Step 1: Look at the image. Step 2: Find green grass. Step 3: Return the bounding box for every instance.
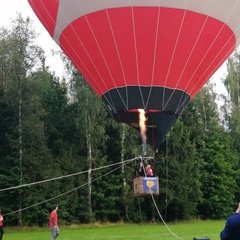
[4,221,225,240]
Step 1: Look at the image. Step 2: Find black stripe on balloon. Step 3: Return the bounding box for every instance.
[101,86,190,151]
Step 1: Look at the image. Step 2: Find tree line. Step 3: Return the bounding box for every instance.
[0,15,240,226]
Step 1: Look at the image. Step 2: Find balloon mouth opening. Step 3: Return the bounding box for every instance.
[126,109,161,113]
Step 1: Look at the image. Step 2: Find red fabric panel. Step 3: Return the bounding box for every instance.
[107,7,138,86]
[178,13,235,97]
[190,23,235,97]
[59,12,110,96]
[27,0,59,37]
[27,4,236,99]
[131,7,160,86]
[152,8,187,87]
[59,7,235,99]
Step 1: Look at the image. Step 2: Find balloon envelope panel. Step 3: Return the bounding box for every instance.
[28,0,240,149]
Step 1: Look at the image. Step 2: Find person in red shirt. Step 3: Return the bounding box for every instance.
[145,164,153,176]
[49,205,60,240]
[0,209,4,240]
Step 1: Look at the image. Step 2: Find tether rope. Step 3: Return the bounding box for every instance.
[3,153,180,239]
[139,157,181,239]
[3,156,136,217]
[0,157,136,192]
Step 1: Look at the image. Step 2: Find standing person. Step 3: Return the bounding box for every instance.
[135,161,144,176]
[145,164,153,176]
[49,205,60,240]
[0,209,4,240]
[220,202,240,240]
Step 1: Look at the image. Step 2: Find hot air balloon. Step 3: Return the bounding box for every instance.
[27,0,240,152]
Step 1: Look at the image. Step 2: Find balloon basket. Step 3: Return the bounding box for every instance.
[133,176,159,197]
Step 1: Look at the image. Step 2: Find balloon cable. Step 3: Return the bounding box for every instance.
[141,158,181,239]
[2,156,137,217]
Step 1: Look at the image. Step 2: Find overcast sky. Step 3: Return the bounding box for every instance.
[0,0,64,77]
[0,0,227,94]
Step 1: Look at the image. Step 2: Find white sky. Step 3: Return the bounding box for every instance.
[0,0,64,78]
[0,0,228,94]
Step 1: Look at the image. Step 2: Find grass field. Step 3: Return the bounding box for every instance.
[4,221,225,240]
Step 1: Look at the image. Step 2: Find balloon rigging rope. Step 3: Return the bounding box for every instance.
[139,157,181,239]
[3,154,180,239]
[150,193,181,239]
[0,157,136,193]
[2,156,138,217]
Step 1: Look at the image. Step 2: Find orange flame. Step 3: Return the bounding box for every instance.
[138,109,147,143]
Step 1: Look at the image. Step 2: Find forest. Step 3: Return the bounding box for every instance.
[1,15,240,227]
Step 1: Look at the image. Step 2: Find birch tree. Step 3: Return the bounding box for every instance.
[0,14,45,225]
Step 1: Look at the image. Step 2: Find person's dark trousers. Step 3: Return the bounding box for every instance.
[0,226,4,240]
